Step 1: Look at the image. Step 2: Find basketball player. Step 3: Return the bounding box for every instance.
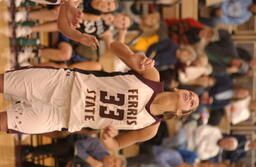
[0,41,199,150]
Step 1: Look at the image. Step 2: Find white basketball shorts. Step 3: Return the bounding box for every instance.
[4,67,73,134]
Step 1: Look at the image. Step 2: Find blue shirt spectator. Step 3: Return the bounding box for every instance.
[220,0,253,25]
[74,136,109,165]
[146,39,179,71]
[152,146,184,167]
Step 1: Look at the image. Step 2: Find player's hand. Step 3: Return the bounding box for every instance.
[132,53,155,71]
[79,33,99,49]
[101,126,119,151]
[102,125,118,139]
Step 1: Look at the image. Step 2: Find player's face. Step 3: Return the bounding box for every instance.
[103,155,123,167]
[175,89,199,113]
[92,0,117,13]
[113,14,130,29]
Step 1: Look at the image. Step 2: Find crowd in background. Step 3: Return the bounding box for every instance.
[1,0,256,166]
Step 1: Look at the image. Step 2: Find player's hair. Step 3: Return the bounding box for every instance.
[161,109,196,120]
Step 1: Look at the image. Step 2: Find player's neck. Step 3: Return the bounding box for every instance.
[150,92,178,116]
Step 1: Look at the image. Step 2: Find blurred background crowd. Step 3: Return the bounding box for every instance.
[1,0,256,166]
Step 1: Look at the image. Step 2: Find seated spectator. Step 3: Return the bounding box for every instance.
[127,145,197,167]
[5,13,131,49]
[222,135,256,163]
[16,35,102,70]
[165,18,216,46]
[21,134,126,167]
[210,57,251,76]
[199,0,256,26]
[205,29,239,60]
[146,39,197,71]
[130,12,162,52]
[225,95,251,125]
[162,124,238,160]
[178,64,212,84]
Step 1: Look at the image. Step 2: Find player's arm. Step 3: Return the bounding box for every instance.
[101,122,160,151]
[57,1,99,48]
[110,41,160,82]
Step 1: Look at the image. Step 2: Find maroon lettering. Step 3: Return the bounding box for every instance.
[85,101,95,107]
[84,108,95,114]
[128,89,138,94]
[127,109,137,115]
[128,101,138,108]
[100,91,125,106]
[85,115,95,121]
[128,95,138,100]
[127,120,137,125]
[99,106,124,120]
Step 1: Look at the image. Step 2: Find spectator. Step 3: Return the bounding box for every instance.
[162,125,238,160]
[127,145,196,167]
[200,0,256,26]
[146,39,197,71]
[21,134,126,167]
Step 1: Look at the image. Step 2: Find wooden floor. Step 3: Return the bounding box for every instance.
[0,2,16,167]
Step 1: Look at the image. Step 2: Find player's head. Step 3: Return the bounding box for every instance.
[173,88,199,117]
[102,155,126,167]
[158,89,199,119]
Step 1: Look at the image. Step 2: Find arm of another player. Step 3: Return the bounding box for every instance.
[57,1,99,49]
[110,41,160,82]
[101,122,160,151]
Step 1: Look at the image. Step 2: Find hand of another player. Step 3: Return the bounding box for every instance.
[79,33,99,49]
[132,53,155,72]
[66,3,83,28]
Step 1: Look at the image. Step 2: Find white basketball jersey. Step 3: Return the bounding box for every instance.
[68,70,163,132]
